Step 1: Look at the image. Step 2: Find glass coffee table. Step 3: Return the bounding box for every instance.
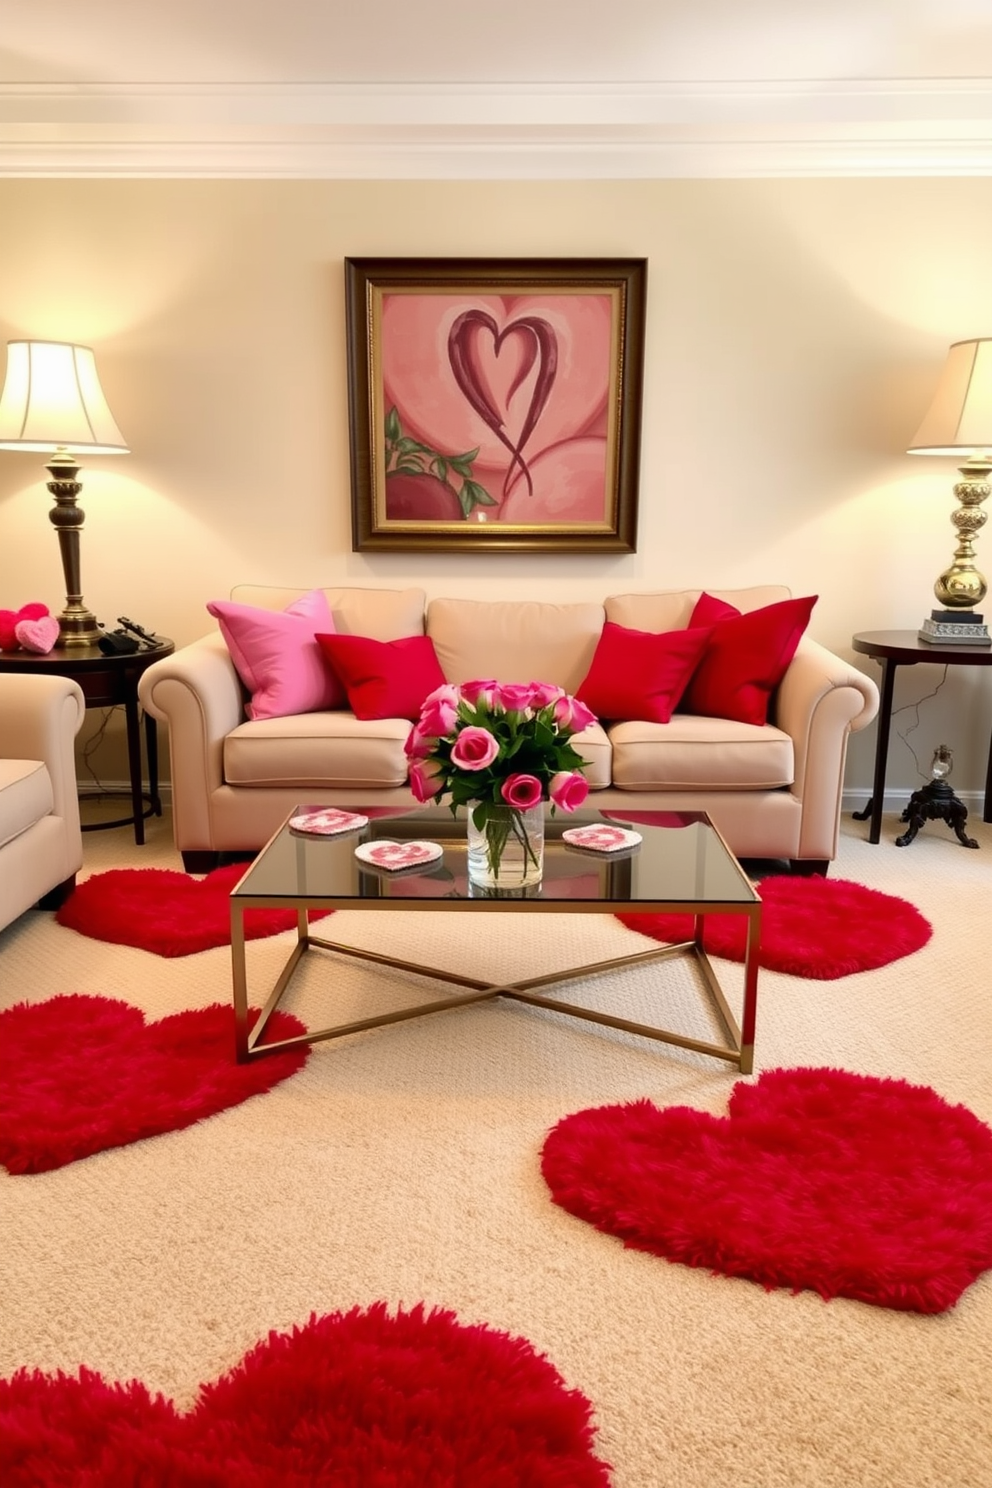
[230,805,761,1072]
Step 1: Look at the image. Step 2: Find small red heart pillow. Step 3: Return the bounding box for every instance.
[0,601,50,650]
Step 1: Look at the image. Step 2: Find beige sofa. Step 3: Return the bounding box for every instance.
[138,584,879,875]
[0,673,85,933]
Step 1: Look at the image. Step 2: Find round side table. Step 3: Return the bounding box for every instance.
[0,636,175,845]
[851,630,992,844]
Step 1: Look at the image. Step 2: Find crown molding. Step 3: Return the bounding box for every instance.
[1,79,990,178]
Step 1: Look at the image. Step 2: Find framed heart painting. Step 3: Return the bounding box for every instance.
[344,257,647,553]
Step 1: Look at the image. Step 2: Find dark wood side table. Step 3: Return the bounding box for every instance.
[851,630,992,844]
[0,637,174,845]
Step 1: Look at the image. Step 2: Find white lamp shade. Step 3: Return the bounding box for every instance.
[908,338,992,457]
[0,340,129,455]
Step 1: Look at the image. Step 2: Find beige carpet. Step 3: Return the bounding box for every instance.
[2,803,991,1487]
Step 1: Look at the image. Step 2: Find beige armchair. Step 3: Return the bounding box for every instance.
[0,673,85,933]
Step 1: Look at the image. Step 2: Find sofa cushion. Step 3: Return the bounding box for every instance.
[567,722,613,791]
[427,598,605,694]
[608,716,795,791]
[680,594,817,727]
[223,714,410,790]
[604,586,791,633]
[207,589,345,721]
[576,620,711,724]
[231,585,427,642]
[0,759,54,850]
[315,634,446,721]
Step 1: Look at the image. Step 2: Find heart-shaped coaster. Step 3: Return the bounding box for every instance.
[14,614,60,653]
[289,806,369,836]
[562,825,642,853]
[0,1303,612,1484]
[354,839,443,872]
[0,601,49,650]
[541,1066,992,1313]
[0,994,308,1174]
[617,875,932,979]
[55,864,333,957]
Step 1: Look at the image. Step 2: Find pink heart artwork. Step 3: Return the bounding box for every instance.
[0,994,308,1174]
[0,601,50,650]
[14,614,60,653]
[541,1066,992,1313]
[0,1303,612,1485]
[55,863,332,957]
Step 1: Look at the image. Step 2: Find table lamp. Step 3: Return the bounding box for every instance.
[907,337,992,647]
[0,340,129,647]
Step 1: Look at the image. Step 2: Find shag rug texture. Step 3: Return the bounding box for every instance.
[0,1302,611,1488]
[54,864,332,957]
[541,1065,992,1314]
[0,995,308,1174]
[616,874,932,978]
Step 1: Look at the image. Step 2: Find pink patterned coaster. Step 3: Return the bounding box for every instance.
[561,824,642,854]
[354,839,444,873]
[289,807,370,837]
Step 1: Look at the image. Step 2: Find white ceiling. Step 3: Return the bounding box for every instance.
[1,0,991,177]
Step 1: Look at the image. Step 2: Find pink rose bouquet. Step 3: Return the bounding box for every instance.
[405,681,596,876]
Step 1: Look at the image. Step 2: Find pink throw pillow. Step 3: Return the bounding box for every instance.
[576,620,712,724]
[680,594,818,726]
[207,589,345,721]
[315,633,446,721]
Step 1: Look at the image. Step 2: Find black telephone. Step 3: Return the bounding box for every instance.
[97,616,159,655]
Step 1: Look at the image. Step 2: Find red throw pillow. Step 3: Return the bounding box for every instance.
[680,594,818,726]
[315,633,446,721]
[576,620,713,724]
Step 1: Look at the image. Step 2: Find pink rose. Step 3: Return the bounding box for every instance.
[404,725,435,760]
[418,684,459,737]
[450,726,500,770]
[409,757,445,803]
[460,678,499,708]
[549,769,589,812]
[553,694,597,732]
[500,773,544,809]
[498,683,537,714]
[529,681,564,709]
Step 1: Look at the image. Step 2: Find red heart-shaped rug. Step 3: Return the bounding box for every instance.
[55,864,332,957]
[617,875,931,978]
[0,995,308,1174]
[0,1303,612,1486]
[541,1067,992,1313]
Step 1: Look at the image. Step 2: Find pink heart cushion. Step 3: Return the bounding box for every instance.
[0,994,308,1174]
[14,614,60,653]
[0,601,50,650]
[55,863,332,957]
[0,1303,612,1484]
[541,1066,992,1313]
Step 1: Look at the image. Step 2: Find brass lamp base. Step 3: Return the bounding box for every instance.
[933,456,990,611]
[46,454,101,648]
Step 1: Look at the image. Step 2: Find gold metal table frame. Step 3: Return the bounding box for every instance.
[230,809,761,1074]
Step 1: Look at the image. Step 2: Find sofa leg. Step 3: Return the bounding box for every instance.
[38,874,77,910]
[789,859,829,877]
[182,850,221,874]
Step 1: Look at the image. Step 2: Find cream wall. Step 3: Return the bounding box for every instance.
[1,176,992,805]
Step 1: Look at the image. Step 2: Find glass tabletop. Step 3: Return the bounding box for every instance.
[232,804,759,910]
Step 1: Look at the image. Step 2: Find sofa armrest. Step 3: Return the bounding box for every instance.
[138,632,245,848]
[0,673,85,825]
[773,638,880,858]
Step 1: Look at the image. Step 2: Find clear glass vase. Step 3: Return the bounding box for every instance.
[466,802,545,890]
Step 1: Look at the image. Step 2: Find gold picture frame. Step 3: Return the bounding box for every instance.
[345,257,647,553]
